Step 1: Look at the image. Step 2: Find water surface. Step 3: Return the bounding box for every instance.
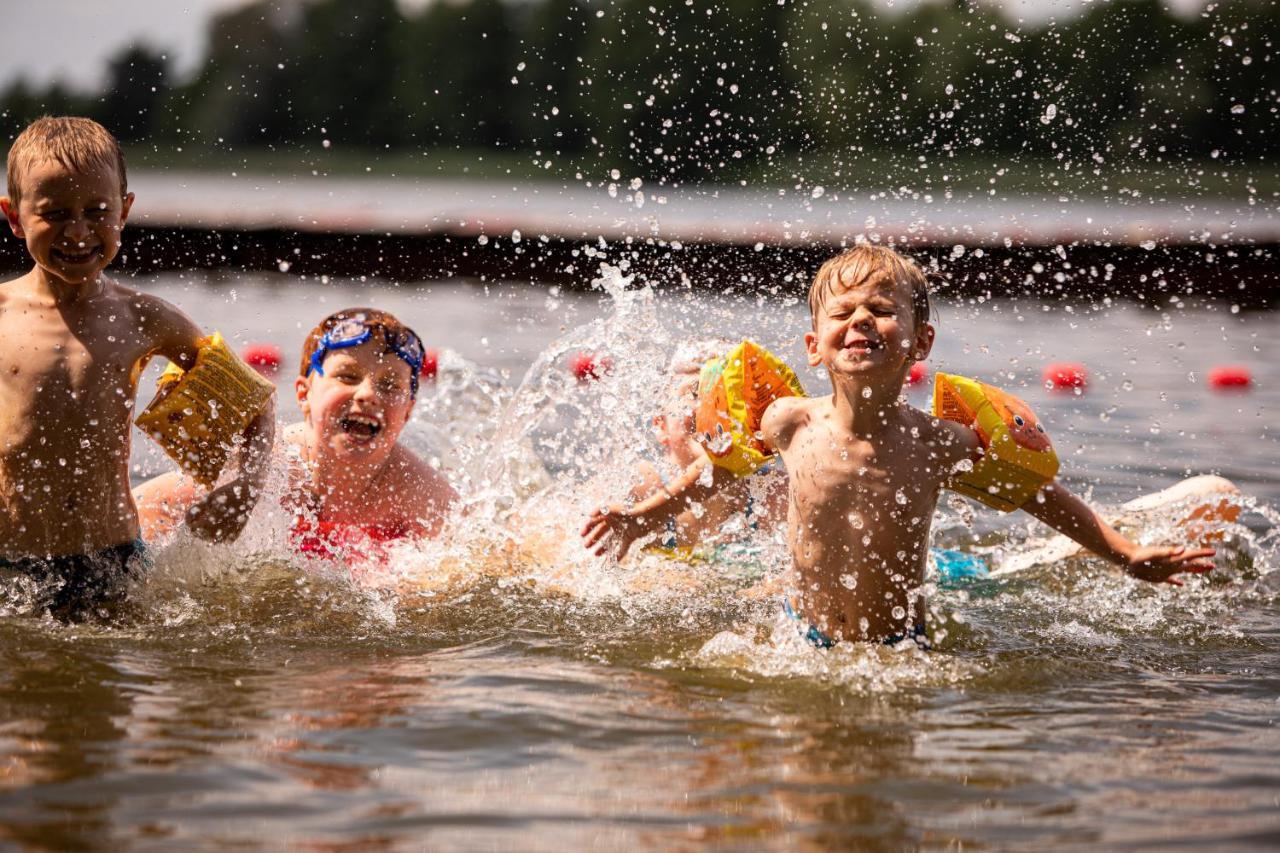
[1,272,1276,848]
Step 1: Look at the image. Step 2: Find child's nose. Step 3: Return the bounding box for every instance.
[65,217,91,241]
[850,306,875,327]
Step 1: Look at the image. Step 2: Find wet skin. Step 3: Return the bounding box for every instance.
[0,159,204,557]
[765,270,1215,642]
[134,341,457,542]
[763,272,967,641]
[288,344,456,537]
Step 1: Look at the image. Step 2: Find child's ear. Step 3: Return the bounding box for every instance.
[119,192,135,226]
[804,330,822,367]
[0,197,22,238]
[294,376,311,419]
[912,323,936,362]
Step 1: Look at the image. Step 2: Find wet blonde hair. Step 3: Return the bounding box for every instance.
[5,116,128,207]
[807,244,931,331]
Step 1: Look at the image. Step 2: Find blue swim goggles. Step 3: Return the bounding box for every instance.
[306,313,426,397]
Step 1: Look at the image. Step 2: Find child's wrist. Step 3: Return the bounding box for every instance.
[1115,542,1140,567]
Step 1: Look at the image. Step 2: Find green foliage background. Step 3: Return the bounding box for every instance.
[1,0,1273,191]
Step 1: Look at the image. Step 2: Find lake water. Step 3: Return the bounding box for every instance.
[1,269,1276,848]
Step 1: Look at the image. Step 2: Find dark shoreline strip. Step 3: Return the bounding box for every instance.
[1,225,1273,308]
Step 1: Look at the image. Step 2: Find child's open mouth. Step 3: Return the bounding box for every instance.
[846,339,882,353]
[52,246,101,265]
[340,413,382,441]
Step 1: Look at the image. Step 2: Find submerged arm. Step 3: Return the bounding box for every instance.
[186,395,277,542]
[144,298,278,542]
[1021,481,1215,585]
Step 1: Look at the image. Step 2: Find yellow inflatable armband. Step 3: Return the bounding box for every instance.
[135,332,276,487]
[694,340,805,477]
[933,373,1059,512]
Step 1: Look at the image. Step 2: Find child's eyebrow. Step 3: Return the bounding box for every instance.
[829,288,900,307]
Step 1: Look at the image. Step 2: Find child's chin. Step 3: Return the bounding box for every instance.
[45,261,104,283]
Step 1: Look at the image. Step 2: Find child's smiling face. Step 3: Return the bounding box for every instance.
[805,271,932,382]
[2,157,133,287]
[296,342,416,461]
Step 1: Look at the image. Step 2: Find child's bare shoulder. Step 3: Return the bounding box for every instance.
[761,393,822,447]
[764,393,811,420]
[388,447,458,537]
[0,270,38,311]
[0,268,34,292]
[106,282,203,358]
[110,283,189,330]
[387,444,458,508]
[905,404,981,460]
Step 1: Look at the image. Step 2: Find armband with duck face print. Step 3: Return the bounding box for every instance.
[933,372,1059,512]
[694,340,806,477]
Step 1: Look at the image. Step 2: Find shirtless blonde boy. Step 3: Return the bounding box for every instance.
[0,116,273,618]
[584,245,1214,646]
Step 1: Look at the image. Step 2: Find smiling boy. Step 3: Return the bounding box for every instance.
[585,245,1215,645]
[282,308,458,548]
[0,116,273,618]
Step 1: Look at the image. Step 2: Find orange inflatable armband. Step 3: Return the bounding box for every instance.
[933,372,1059,512]
[694,340,805,477]
[136,333,276,487]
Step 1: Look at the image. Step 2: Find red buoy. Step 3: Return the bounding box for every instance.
[421,347,439,382]
[906,361,928,386]
[242,343,282,376]
[571,351,613,383]
[1208,365,1252,390]
[1043,362,1088,392]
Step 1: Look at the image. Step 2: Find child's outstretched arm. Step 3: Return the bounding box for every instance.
[1021,482,1215,585]
[583,366,802,559]
[581,457,734,558]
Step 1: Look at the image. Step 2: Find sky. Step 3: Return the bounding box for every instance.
[0,0,1208,93]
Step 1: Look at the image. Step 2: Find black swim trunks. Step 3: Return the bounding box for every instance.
[0,539,148,621]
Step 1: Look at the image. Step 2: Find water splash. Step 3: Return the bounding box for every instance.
[11,279,1272,693]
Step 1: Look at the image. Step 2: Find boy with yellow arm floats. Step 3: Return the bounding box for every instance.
[0,117,274,620]
[583,245,1215,647]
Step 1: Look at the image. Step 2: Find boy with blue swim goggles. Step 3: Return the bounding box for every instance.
[306,312,426,396]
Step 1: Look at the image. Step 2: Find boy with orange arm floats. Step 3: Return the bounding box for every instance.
[583,245,1214,646]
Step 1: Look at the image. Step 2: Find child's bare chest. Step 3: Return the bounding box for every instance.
[786,428,938,518]
[0,310,145,440]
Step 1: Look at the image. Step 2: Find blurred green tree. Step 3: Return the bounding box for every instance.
[95,46,171,141]
[291,0,404,147]
[173,2,300,147]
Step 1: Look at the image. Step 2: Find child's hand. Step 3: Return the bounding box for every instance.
[581,504,652,559]
[185,479,256,542]
[1124,545,1216,586]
